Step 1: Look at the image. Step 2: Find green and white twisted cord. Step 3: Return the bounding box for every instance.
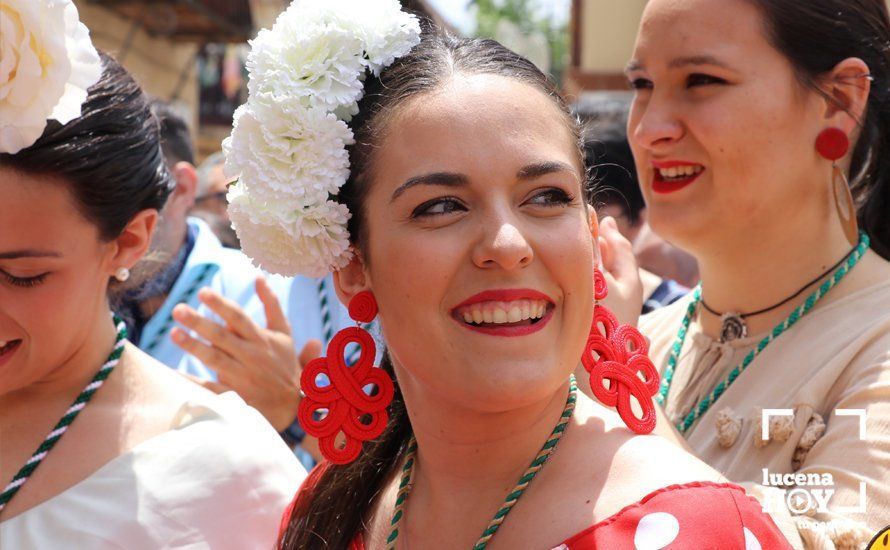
[658,233,870,433]
[0,316,127,513]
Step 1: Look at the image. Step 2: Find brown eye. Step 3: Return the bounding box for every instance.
[411,197,467,218]
[527,188,574,207]
[687,73,726,87]
[628,77,653,90]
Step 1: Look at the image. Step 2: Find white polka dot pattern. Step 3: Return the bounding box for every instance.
[744,527,762,550]
[633,512,680,550]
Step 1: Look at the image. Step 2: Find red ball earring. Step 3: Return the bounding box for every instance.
[582,268,659,434]
[815,127,849,161]
[297,290,395,464]
[816,127,858,246]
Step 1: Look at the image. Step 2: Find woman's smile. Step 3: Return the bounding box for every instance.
[451,288,555,337]
[651,160,706,194]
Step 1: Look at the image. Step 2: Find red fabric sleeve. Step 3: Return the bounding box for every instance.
[561,482,792,549]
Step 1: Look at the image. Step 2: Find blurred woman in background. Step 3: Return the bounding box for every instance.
[0,4,303,546]
[626,0,890,546]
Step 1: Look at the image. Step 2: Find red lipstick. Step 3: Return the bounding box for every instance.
[651,160,704,194]
[453,289,553,309]
[452,289,554,338]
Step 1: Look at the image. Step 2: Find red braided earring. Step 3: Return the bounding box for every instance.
[298,290,394,464]
[581,268,659,434]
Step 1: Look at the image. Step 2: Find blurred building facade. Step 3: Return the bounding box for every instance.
[565,0,643,99]
[79,0,450,160]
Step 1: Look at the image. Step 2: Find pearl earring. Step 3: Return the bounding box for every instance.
[114,267,130,282]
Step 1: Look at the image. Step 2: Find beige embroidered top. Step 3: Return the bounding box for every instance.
[641,276,890,550]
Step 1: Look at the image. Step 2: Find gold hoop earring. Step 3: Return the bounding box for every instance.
[831,164,858,246]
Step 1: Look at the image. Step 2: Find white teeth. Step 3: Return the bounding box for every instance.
[507,306,522,323]
[458,299,549,325]
[493,309,507,323]
[0,340,6,348]
[658,165,702,179]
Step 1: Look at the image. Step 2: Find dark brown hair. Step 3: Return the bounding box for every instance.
[0,51,173,241]
[279,30,582,549]
[746,0,890,259]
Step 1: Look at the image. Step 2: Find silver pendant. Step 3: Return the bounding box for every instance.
[720,313,747,342]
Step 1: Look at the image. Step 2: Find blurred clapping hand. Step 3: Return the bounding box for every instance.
[170,276,320,432]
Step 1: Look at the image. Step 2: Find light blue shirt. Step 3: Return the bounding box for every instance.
[139,218,355,380]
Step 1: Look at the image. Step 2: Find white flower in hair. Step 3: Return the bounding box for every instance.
[0,0,101,154]
[353,1,423,75]
[225,0,420,277]
[228,184,354,278]
[223,99,354,203]
[246,0,421,118]
[248,17,367,117]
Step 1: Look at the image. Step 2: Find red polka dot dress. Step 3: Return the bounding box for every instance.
[557,482,791,549]
[283,467,792,549]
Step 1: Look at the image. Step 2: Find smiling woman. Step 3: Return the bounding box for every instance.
[625,0,890,546]
[217,1,793,548]
[0,10,304,545]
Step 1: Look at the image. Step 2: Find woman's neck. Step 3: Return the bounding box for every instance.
[393,373,572,544]
[695,220,854,338]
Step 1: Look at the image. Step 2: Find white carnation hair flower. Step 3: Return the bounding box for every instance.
[225,0,421,276]
[0,0,101,154]
[228,185,353,278]
[223,99,354,203]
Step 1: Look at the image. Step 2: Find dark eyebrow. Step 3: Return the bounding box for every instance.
[390,172,469,202]
[625,55,731,73]
[0,249,62,260]
[517,161,578,180]
[390,161,578,202]
[668,55,731,70]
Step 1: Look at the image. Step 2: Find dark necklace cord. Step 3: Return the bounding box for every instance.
[701,242,861,319]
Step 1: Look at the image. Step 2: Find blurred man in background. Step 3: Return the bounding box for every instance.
[118,101,355,466]
[192,151,240,248]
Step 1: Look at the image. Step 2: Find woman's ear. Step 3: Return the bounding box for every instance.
[822,57,872,137]
[589,208,603,267]
[107,209,158,275]
[332,249,369,307]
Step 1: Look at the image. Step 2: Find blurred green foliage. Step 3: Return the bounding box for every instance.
[469,0,569,83]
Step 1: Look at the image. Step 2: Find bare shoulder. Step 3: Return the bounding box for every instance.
[123,343,216,404]
[110,343,217,443]
[613,432,724,486]
[568,396,723,519]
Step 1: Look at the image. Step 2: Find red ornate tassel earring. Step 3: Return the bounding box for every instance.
[297,290,395,464]
[581,268,659,434]
[816,127,858,246]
